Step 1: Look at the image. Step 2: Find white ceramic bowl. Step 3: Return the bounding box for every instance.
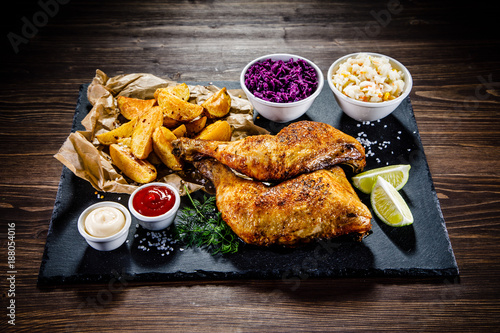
[78,201,132,251]
[128,182,180,231]
[327,52,413,122]
[240,53,324,123]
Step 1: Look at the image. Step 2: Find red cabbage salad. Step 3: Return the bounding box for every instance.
[244,58,319,103]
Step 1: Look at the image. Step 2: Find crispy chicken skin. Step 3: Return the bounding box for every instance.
[173,121,366,182]
[195,158,372,246]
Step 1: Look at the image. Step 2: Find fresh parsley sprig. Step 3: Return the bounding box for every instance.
[174,187,239,255]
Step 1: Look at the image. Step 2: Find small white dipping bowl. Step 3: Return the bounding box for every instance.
[327,52,413,122]
[78,201,131,251]
[128,182,180,231]
[240,53,324,123]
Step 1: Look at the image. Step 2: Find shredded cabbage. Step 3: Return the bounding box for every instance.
[244,58,318,103]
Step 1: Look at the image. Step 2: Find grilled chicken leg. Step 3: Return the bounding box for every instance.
[173,121,365,182]
[195,158,372,246]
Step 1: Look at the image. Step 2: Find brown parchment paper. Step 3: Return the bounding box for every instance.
[54,70,269,195]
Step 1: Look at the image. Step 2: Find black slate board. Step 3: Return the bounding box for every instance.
[38,81,459,286]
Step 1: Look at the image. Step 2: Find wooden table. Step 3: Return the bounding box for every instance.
[1,0,499,331]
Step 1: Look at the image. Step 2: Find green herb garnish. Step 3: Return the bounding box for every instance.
[174,187,239,255]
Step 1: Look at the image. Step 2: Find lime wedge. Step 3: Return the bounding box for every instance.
[352,164,411,194]
[370,176,414,227]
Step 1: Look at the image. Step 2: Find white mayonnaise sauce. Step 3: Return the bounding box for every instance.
[84,206,125,238]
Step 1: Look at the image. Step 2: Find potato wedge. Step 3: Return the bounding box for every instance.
[109,144,157,183]
[117,96,156,120]
[196,120,232,141]
[147,105,182,129]
[159,126,177,141]
[149,105,162,114]
[96,117,138,145]
[157,89,204,122]
[117,137,131,148]
[172,124,187,138]
[202,87,231,119]
[131,106,163,160]
[185,116,207,137]
[152,127,183,171]
[162,115,181,128]
[154,83,190,101]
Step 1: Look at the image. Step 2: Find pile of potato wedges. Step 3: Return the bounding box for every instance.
[96,83,233,183]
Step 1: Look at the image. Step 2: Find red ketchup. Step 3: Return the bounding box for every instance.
[132,185,175,217]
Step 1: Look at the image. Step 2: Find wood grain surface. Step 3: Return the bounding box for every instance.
[1,0,499,331]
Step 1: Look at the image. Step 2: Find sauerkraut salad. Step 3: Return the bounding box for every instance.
[332,54,405,102]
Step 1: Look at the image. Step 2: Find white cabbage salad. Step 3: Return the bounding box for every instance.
[332,54,405,102]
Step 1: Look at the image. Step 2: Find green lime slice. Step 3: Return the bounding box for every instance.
[370,176,414,227]
[352,164,411,194]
